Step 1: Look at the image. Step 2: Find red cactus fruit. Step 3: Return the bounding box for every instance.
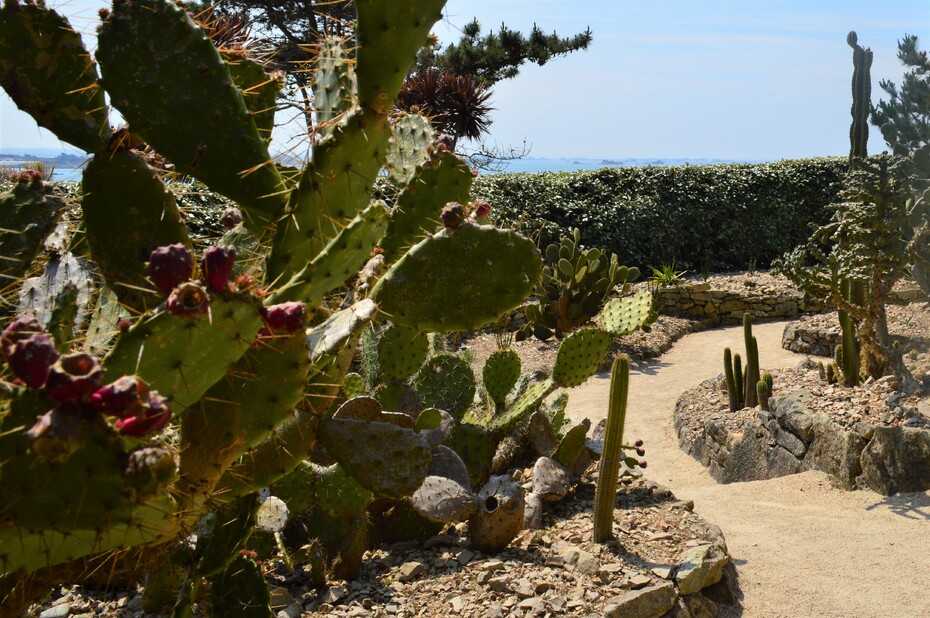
[114,392,172,437]
[44,352,104,402]
[167,281,210,318]
[473,199,492,219]
[148,243,194,296]
[259,301,307,336]
[1,314,46,358]
[441,202,466,229]
[6,332,59,389]
[89,375,151,418]
[201,245,237,293]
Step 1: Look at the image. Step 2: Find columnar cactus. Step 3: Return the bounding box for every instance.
[593,355,632,543]
[848,31,873,170]
[742,313,761,408]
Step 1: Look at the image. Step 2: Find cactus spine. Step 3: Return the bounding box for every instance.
[593,355,629,543]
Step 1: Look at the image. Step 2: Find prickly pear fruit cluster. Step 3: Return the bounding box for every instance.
[148,243,194,296]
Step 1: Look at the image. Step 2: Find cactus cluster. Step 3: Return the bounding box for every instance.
[517,228,643,341]
[0,0,550,612]
[722,313,771,412]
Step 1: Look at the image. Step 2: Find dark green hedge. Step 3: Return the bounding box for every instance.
[472,157,848,272]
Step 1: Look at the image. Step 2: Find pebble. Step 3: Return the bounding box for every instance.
[397,561,425,582]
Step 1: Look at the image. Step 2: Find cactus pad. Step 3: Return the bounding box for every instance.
[96,0,286,229]
[410,475,478,523]
[103,296,263,411]
[313,38,358,132]
[82,151,192,312]
[488,377,556,435]
[482,349,522,404]
[380,150,473,264]
[0,178,64,284]
[342,372,366,399]
[373,224,543,331]
[224,54,281,146]
[385,113,436,185]
[317,418,431,498]
[552,423,589,467]
[412,354,476,420]
[444,423,494,489]
[333,396,382,422]
[552,328,612,388]
[378,323,429,381]
[596,290,656,337]
[0,2,111,152]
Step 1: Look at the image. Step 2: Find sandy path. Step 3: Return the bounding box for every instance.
[565,321,930,617]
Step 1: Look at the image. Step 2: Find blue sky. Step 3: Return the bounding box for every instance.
[1,0,928,160]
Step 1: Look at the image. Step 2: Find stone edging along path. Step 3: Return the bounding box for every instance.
[675,384,930,495]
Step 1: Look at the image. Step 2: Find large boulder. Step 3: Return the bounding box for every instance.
[859,426,930,494]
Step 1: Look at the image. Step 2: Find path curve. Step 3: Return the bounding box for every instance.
[566,320,930,618]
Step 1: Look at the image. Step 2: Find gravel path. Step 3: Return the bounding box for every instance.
[565,320,930,617]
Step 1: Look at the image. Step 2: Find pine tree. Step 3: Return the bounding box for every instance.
[871,34,930,153]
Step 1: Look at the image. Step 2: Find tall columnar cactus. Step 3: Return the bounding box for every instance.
[723,347,744,412]
[593,355,629,543]
[847,31,873,170]
[837,279,861,387]
[757,372,774,412]
[742,313,761,408]
[0,0,548,612]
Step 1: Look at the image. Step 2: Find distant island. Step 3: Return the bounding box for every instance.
[0,150,88,169]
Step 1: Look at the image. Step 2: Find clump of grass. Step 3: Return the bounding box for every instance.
[648,260,688,287]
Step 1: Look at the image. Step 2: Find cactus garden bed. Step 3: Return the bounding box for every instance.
[29,470,737,618]
[674,302,930,494]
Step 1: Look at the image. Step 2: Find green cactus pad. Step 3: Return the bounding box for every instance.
[378,324,429,381]
[412,354,476,420]
[266,114,390,282]
[333,396,382,422]
[343,372,366,399]
[488,378,556,435]
[103,296,263,411]
[317,418,431,498]
[224,54,282,146]
[374,382,421,415]
[372,224,543,332]
[307,299,378,362]
[354,0,445,115]
[0,2,111,152]
[96,0,286,230]
[0,178,64,284]
[596,290,656,337]
[380,150,473,264]
[385,113,436,185]
[210,554,273,617]
[482,349,522,405]
[178,327,309,499]
[82,150,192,312]
[268,200,389,305]
[444,423,494,489]
[314,38,358,132]
[552,328,612,388]
[552,423,589,467]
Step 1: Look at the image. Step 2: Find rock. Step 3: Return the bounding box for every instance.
[772,390,817,441]
[629,574,652,589]
[39,604,71,618]
[468,475,525,553]
[528,411,557,456]
[859,426,930,494]
[651,565,675,579]
[531,456,571,502]
[603,581,678,618]
[675,544,729,595]
[802,418,866,490]
[523,491,544,529]
[574,551,600,576]
[720,422,770,483]
[775,428,807,457]
[766,445,801,477]
[397,561,425,582]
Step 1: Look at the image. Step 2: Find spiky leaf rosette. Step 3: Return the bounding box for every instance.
[373,224,543,331]
[96,0,286,230]
[482,349,521,405]
[0,1,111,151]
[412,354,476,420]
[377,323,429,381]
[552,328,612,388]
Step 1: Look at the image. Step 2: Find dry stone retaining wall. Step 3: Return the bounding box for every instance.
[675,386,930,495]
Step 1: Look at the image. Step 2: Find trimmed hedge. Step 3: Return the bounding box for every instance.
[472,157,848,272]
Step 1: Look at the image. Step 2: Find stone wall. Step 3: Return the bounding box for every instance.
[656,281,923,327]
[675,387,930,495]
[655,282,825,326]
